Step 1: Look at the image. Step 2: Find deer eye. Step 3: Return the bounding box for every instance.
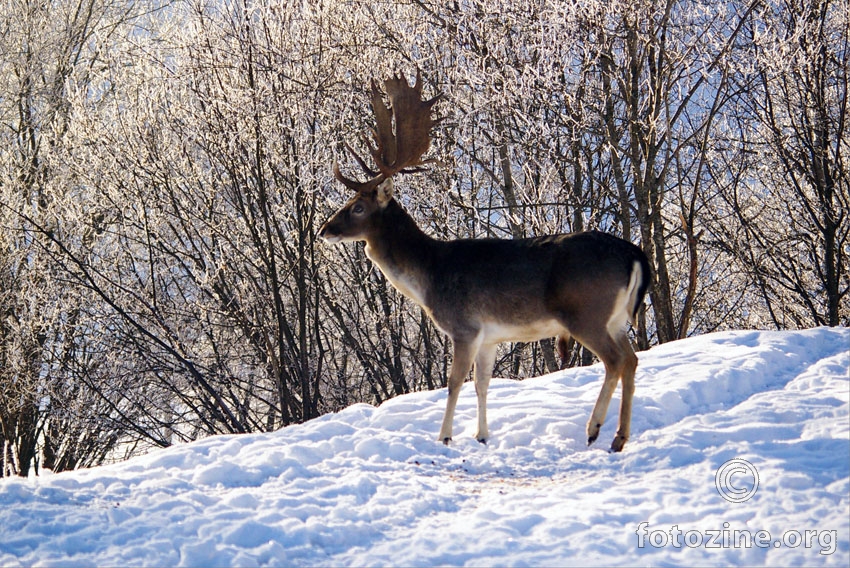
[352,203,365,215]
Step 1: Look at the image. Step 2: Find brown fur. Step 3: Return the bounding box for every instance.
[320,180,650,451]
[321,74,650,451]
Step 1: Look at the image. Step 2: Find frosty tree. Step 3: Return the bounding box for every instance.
[1,0,845,476]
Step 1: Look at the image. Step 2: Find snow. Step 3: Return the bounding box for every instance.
[1,327,848,566]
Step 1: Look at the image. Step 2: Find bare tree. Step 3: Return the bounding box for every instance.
[0,0,150,476]
[709,0,848,327]
[2,0,843,474]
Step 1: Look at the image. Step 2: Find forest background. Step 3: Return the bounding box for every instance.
[1,0,847,477]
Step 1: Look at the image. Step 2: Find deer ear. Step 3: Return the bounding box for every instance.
[376,178,394,207]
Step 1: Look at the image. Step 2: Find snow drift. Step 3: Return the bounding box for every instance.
[1,327,848,566]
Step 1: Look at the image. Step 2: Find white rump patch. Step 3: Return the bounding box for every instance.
[606,261,643,337]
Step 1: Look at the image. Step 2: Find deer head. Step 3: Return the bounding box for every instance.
[319,71,440,243]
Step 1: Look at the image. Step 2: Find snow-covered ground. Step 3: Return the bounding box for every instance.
[1,328,848,566]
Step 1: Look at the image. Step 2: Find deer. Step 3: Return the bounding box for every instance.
[319,72,651,452]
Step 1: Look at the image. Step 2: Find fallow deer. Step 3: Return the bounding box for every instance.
[319,72,650,452]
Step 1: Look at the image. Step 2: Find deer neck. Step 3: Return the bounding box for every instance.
[363,199,436,307]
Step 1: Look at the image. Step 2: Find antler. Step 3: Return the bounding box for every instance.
[335,70,440,190]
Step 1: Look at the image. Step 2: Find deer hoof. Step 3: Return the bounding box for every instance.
[610,435,627,453]
[587,423,601,446]
[476,437,487,445]
[442,437,452,446]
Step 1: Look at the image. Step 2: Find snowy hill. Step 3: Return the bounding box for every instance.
[1,328,848,566]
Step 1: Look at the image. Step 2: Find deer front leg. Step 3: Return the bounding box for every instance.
[473,343,498,443]
[438,339,477,444]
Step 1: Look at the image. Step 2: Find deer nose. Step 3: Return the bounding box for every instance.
[318,222,338,242]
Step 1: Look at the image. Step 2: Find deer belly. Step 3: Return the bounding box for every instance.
[481,319,564,344]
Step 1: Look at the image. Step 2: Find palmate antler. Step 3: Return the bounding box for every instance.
[334,70,441,191]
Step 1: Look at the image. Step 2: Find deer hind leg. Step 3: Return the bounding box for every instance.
[566,313,637,452]
[579,336,637,452]
[473,343,498,443]
[584,333,636,451]
[438,338,478,444]
[610,332,637,452]
[585,337,622,447]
